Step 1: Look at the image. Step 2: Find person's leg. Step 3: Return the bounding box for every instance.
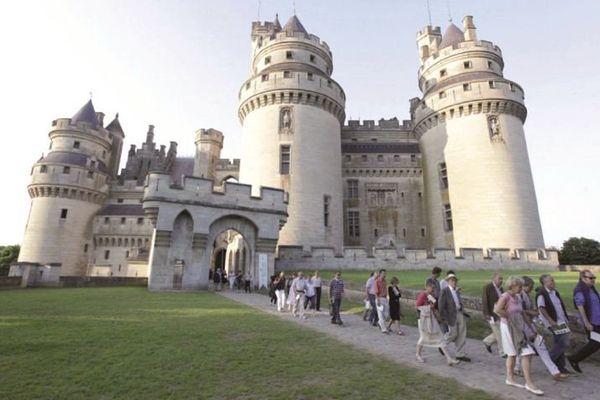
[440,346,458,364]
[570,326,600,363]
[298,294,305,318]
[506,355,516,382]
[532,338,560,376]
[444,323,458,349]
[550,333,569,371]
[315,287,321,311]
[521,355,540,390]
[454,313,467,357]
[368,294,378,325]
[333,298,342,323]
[416,344,424,362]
[376,298,388,332]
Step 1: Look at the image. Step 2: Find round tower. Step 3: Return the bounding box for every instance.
[193,128,223,180]
[18,100,116,275]
[414,16,544,253]
[238,15,346,253]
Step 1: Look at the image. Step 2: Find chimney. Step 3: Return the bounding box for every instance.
[146,125,155,144]
[463,16,477,42]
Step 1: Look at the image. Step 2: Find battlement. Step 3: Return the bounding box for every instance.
[216,158,240,169]
[50,118,113,145]
[344,118,412,130]
[275,246,559,271]
[194,128,224,145]
[143,173,288,215]
[420,39,503,71]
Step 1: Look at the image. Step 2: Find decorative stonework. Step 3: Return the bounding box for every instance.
[279,107,293,134]
[487,114,504,143]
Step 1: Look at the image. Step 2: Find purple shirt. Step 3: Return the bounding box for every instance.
[574,289,600,326]
[499,292,522,323]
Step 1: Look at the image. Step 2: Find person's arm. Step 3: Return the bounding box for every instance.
[493,294,509,319]
[438,290,447,322]
[574,292,594,331]
[537,295,557,327]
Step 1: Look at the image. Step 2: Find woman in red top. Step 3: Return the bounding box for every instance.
[415,281,459,365]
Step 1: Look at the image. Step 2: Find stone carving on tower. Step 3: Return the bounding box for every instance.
[487,114,503,142]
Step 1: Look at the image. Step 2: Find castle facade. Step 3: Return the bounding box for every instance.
[13,14,555,286]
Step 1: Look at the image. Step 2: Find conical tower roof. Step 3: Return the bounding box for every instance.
[71,99,99,128]
[438,23,464,50]
[106,113,124,136]
[283,15,307,35]
[273,13,282,32]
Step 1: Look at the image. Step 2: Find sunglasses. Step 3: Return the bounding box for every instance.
[585,276,596,280]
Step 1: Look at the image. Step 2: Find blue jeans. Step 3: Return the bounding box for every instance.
[368,294,378,324]
[550,332,570,371]
[331,298,342,323]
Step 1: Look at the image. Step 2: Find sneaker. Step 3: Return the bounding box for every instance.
[484,343,492,354]
[456,356,471,362]
[416,355,425,363]
[447,358,460,366]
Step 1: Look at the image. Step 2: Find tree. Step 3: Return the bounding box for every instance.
[0,245,20,276]
[559,237,600,265]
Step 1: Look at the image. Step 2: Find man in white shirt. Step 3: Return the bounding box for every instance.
[312,271,322,311]
[365,271,379,326]
[292,271,307,319]
[536,274,571,374]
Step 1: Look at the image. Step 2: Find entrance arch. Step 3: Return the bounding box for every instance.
[207,215,257,289]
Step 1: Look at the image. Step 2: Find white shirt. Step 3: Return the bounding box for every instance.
[449,286,461,311]
[366,276,377,295]
[537,288,567,327]
[294,277,307,293]
[440,279,449,292]
[312,277,322,288]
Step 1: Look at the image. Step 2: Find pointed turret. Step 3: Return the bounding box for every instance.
[71,99,99,128]
[273,14,282,32]
[438,23,464,50]
[106,113,124,135]
[283,15,307,35]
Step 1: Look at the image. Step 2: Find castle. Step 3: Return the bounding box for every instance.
[12,14,558,289]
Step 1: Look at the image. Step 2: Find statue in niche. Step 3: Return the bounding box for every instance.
[280,107,293,133]
[488,114,503,142]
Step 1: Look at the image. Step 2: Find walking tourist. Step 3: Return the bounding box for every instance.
[213,268,223,291]
[568,269,600,373]
[312,271,322,311]
[520,276,568,380]
[387,277,405,335]
[425,266,442,300]
[304,276,316,316]
[274,272,287,312]
[365,271,379,326]
[494,276,544,396]
[438,273,470,362]
[482,272,505,357]
[244,272,251,293]
[536,274,571,374]
[329,271,344,325]
[415,281,459,365]
[228,270,236,290]
[292,271,307,318]
[375,269,390,334]
[438,269,455,334]
[286,272,296,311]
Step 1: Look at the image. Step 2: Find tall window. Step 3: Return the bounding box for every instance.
[60,209,68,219]
[104,250,110,260]
[323,195,330,227]
[439,162,448,189]
[347,180,358,199]
[444,204,453,231]
[348,211,360,238]
[280,145,291,174]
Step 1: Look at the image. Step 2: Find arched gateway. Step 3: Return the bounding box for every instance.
[143,173,287,290]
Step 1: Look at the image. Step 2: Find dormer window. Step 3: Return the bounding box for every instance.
[307,72,313,81]
[265,56,271,65]
[488,81,496,89]
[286,51,293,59]
[73,141,80,149]
[309,54,316,63]
[463,61,472,69]
[261,74,269,82]
[439,91,447,99]
[440,69,447,78]
[283,70,291,78]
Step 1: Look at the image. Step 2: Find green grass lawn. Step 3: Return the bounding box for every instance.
[0,288,497,400]
[317,269,580,310]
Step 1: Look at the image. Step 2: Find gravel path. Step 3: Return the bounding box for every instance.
[218,291,599,400]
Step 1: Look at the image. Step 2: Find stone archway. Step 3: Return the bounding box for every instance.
[207,215,257,288]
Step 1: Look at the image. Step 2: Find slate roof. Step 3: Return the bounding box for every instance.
[283,15,307,35]
[342,143,420,154]
[169,157,195,182]
[96,204,145,216]
[37,151,108,173]
[105,114,123,134]
[71,100,99,128]
[438,23,464,50]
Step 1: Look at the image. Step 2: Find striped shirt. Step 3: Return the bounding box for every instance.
[330,278,344,299]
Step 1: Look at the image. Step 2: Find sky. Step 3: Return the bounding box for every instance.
[0,0,598,248]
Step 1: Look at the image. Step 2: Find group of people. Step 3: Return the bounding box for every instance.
[270,271,324,319]
[420,267,600,396]
[210,268,252,293]
[364,270,405,335]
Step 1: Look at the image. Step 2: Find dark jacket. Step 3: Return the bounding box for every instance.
[438,286,464,326]
[535,287,568,324]
[482,282,503,321]
[573,279,600,325]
